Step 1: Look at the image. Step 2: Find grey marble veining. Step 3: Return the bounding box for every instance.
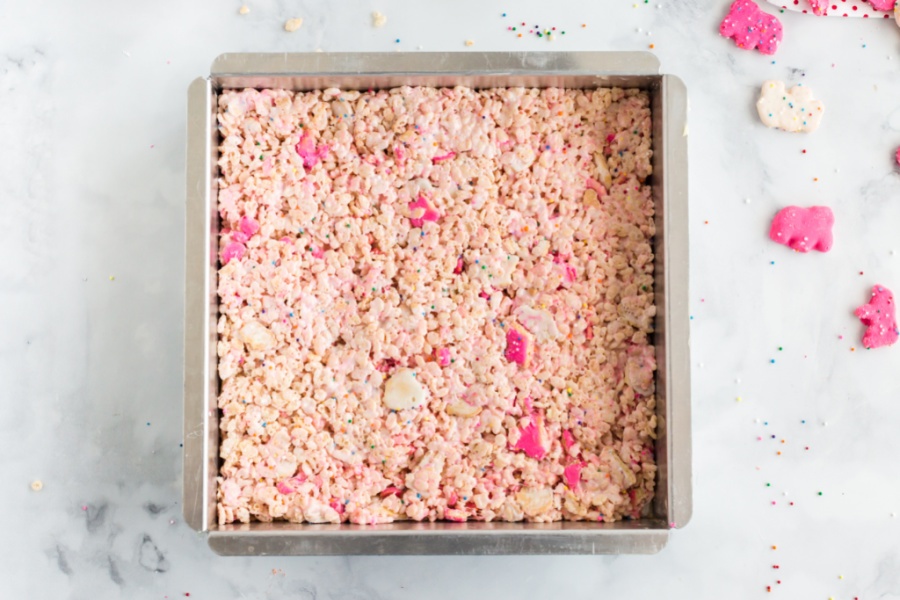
[3,0,900,598]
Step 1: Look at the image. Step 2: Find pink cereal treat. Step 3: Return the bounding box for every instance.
[719,0,783,55]
[214,86,657,525]
[855,285,899,349]
[768,206,834,253]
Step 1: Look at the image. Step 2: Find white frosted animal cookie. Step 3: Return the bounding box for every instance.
[756,80,824,133]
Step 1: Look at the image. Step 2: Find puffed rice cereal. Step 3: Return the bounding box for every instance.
[215,85,658,525]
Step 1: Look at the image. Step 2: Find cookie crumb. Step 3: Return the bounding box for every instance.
[284,18,303,32]
[239,5,250,15]
[372,11,387,28]
[31,480,43,492]
[465,39,475,47]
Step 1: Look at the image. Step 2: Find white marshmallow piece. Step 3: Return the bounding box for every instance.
[383,368,427,411]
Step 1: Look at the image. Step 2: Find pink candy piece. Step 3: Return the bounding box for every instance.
[221,241,246,264]
[768,206,834,253]
[562,429,576,452]
[719,0,783,55]
[432,151,456,164]
[275,475,307,495]
[310,247,325,259]
[563,462,586,489]
[513,412,547,459]
[895,147,900,168]
[505,325,533,367]
[295,132,329,168]
[239,216,259,237]
[408,195,440,228]
[453,257,464,274]
[855,285,899,349]
[437,347,451,367]
[809,0,829,14]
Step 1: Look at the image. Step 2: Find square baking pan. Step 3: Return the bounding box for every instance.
[183,51,691,555]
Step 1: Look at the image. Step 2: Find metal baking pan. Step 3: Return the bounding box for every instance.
[184,51,691,555]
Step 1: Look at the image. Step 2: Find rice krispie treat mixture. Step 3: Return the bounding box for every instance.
[215,85,658,525]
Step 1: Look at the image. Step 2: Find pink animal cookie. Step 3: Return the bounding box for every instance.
[720,0,783,55]
[855,285,899,349]
[505,324,534,367]
[808,0,829,15]
[768,206,834,253]
[294,132,329,168]
[512,410,548,459]
[867,0,896,10]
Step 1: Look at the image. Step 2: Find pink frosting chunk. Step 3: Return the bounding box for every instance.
[505,325,534,367]
[585,177,608,198]
[719,0,783,55]
[562,430,576,452]
[855,285,899,349]
[563,462,586,489]
[221,242,246,264]
[239,216,260,237]
[408,195,441,228]
[295,132,329,168]
[379,486,403,498]
[513,412,548,459]
[432,151,456,163]
[275,475,307,495]
[769,206,834,253]
[437,347,451,367]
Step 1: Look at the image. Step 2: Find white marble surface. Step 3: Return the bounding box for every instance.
[4,0,900,597]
